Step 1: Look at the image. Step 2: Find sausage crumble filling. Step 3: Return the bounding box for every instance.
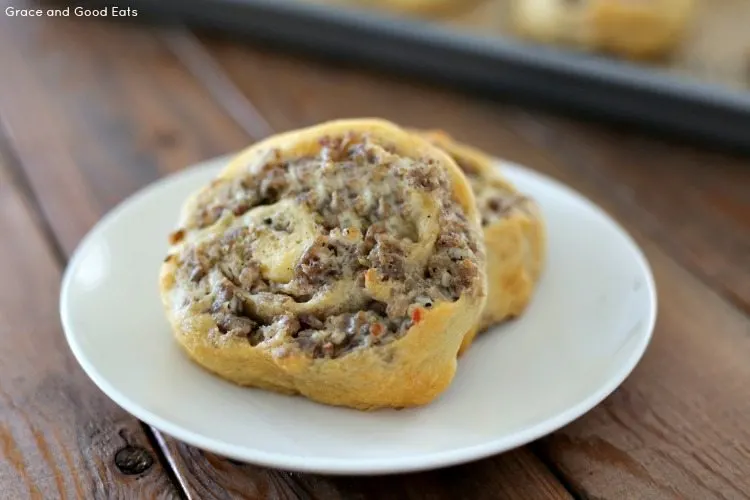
[454,159,534,227]
[169,134,483,359]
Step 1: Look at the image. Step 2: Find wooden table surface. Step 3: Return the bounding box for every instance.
[1,8,749,500]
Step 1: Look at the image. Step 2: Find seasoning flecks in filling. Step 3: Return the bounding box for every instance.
[455,156,533,227]
[171,133,483,359]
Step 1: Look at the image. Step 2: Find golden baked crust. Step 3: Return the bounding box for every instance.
[418,130,545,354]
[510,0,695,59]
[160,119,487,410]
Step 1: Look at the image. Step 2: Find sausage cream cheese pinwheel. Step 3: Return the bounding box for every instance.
[160,119,487,410]
[419,130,545,354]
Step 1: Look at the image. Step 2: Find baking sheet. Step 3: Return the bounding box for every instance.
[308,0,750,92]
[81,0,750,152]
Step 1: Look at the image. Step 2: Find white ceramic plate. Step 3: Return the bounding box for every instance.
[60,156,656,475]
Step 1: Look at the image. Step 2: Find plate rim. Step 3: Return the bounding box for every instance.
[60,156,657,475]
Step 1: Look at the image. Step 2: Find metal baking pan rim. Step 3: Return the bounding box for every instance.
[210,0,750,109]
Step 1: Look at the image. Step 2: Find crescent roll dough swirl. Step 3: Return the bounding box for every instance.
[418,130,545,354]
[160,119,487,410]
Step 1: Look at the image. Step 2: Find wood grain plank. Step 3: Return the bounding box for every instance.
[538,234,750,499]
[197,40,750,499]
[0,9,249,256]
[0,140,178,499]
[159,436,571,500]
[504,114,750,315]
[160,29,274,140]
[0,15,572,499]
[0,11,265,500]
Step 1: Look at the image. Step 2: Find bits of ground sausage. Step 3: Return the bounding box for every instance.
[462,172,530,228]
[405,162,443,191]
[478,193,531,226]
[437,229,464,249]
[189,267,206,283]
[363,223,386,252]
[296,240,341,286]
[186,180,248,229]
[257,315,300,344]
[171,132,482,359]
[210,280,242,315]
[454,260,480,293]
[368,238,406,279]
[258,164,288,203]
[238,263,261,289]
[214,313,255,337]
